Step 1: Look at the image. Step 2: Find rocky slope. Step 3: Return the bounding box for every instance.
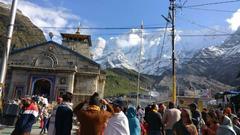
[0,2,46,53]
[157,73,232,96]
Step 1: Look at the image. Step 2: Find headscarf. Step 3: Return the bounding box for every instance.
[127,106,141,135]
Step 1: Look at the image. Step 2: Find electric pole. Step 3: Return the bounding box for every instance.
[0,0,18,108]
[170,0,177,104]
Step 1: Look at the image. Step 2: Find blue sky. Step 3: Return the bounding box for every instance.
[0,0,239,50]
[30,0,240,31]
[1,0,239,36]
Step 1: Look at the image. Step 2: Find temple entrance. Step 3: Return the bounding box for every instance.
[33,79,51,98]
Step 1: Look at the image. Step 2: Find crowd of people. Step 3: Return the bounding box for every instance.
[5,92,240,135]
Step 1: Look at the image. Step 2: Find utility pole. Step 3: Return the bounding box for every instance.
[136,21,144,106]
[170,0,177,104]
[0,0,18,107]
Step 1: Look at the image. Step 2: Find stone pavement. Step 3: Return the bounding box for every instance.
[0,123,78,135]
[0,124,42,135]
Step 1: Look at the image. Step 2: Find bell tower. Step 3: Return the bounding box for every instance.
[61,27,92,58]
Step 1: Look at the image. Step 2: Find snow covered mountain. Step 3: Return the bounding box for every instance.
[92,28,227,75]
[180,27,240,86]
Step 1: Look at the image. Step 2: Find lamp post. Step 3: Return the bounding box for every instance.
[0,0,18,108]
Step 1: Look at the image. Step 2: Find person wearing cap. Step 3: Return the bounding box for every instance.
[189,103,201,131]
[55,93,73,135]
[73,92,114,135]
[104,99,130,135]
[162,102,181,135]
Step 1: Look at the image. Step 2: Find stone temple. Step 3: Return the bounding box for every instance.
[4,29,106,104]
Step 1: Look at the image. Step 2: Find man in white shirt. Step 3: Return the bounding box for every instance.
[104,99,130,135]
[162,102,181,135]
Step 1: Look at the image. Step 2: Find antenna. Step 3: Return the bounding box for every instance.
[76,22,81,34]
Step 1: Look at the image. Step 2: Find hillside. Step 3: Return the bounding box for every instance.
[0,2,46,53]
[158,74,232,96]
[104,68,157,97]
[180,27,240,86]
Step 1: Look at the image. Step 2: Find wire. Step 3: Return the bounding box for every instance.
[177,16,229,34]
[181,0,240,8]
[159,23,169,59]
[13,25,167,30]
[180,7,240,13]
[1,32,239,40]
[180,33,240,37]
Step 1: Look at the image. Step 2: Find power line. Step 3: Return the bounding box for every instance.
[180,33,240,37]
[123,55,240,62]
[177,16,229,34]
[158,22,169,62]
[13,25,167,30]
[181,0,240,8]
[1,32,239,39]
[180,7,240,13]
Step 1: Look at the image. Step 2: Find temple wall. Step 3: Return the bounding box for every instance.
[62,41,91,59]
[6,41,105,105]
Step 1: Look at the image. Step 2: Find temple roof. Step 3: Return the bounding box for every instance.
[60,33,92,46]
[11,41,99,67]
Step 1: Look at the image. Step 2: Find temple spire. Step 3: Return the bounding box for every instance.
[76,23,81,34]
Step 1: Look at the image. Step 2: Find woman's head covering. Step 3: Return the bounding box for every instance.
[127,106,137,118]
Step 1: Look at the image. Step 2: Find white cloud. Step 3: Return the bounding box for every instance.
[92,37,106,59]
[128,34,141,46]
[0,0,88,42]
[114,31,142,48]
[227,9,240,31]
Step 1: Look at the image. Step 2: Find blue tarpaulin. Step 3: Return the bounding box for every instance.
[223,89,240,95]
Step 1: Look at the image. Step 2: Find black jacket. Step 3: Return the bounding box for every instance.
[55,103,73,135]
[145,111,163,131]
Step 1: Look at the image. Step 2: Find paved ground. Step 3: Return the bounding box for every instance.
[0,124,43,135]
[0,123,78,135]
